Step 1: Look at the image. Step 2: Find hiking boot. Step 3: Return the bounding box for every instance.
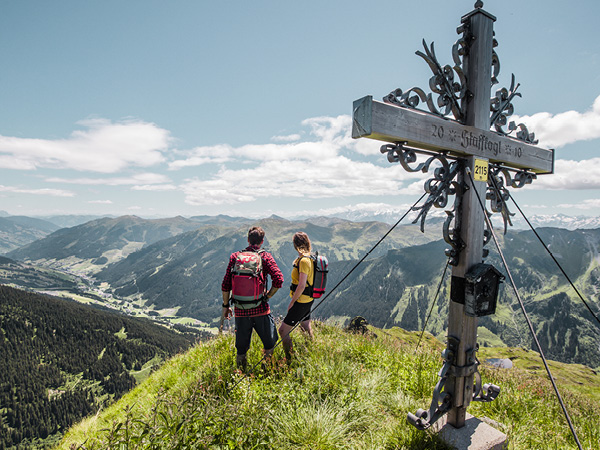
[261,348,274,371]
[283,347,294,365]
[236,354,248,372]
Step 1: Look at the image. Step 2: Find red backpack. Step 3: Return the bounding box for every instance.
[231,250,267,309]
[291,253,329,299]
[310,253,329,299]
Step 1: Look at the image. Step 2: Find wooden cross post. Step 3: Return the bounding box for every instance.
[445,6,495,428]
[352,2,553,430]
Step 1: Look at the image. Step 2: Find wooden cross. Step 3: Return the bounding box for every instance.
[352,3,553,429]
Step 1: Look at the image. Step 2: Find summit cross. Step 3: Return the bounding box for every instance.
[352,1,554,433]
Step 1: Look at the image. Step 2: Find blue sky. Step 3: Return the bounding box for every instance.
[1,0,599,219]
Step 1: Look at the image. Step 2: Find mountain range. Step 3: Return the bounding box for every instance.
[5,215,216,274]
[2,209,600,252]
[2,213,600,370]
[0,216,60,254]
[320,208,600,231]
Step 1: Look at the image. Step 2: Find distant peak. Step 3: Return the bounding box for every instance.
[266,214,288,221]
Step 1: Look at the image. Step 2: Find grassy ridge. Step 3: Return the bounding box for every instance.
[57,323,600,450]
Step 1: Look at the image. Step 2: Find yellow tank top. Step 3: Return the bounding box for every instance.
[290,256,314,303]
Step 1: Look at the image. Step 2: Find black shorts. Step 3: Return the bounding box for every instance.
[283,301,313,326]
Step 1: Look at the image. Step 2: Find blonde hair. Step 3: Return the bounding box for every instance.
[293,231,311,256]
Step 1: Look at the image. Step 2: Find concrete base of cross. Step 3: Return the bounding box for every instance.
[433,413,508,450]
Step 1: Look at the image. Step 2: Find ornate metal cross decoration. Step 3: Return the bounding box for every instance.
[352,1,554,431]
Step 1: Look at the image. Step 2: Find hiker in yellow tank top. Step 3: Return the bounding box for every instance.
[279,231,314,361]
[290,256,314,303]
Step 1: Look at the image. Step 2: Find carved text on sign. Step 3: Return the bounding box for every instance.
[353,96,554,174]
[460,131,521,158]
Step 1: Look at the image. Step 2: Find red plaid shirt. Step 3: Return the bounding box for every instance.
[221,245,284,317]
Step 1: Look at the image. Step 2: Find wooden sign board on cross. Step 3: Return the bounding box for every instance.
[353,95,554,174]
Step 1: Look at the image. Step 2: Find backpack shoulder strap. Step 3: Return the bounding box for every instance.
[294,255,314,287]
[293,255,310,266]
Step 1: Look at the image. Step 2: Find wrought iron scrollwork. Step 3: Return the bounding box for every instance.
[382,1,541,264]
[384,39,467,122]
[380,142,451,177]
[469,343,501,402]
[407,337,457,430]
[407,336,498,429]
[508,122,538,144]
[486,165,536,234]
[383,87,428,111]
[443,208,464,267]
[489,42,539,144]
[489,73,538,144]
[381,143,466,265]
[487,171,513,235]
[482,217,492,258]
[473,371,501,402]
[490,74,521,134]
[491,33,500,87]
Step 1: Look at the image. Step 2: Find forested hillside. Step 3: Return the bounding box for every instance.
[5,215,213,274]
[319,228,600,369]
[0,286,203,449]
[0,256,86,293]
[0,216,59,254]
[95,216,438,322]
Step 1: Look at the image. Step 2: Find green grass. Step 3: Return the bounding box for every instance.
[477,326,506,347]
[56,322,600,450]
[478,346,600,402]
[131,354,165,384]
[114,327,127,339]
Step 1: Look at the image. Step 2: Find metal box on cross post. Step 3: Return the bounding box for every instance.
[464,263,504,317]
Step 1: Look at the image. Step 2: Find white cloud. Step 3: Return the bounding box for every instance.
[301,115,353,147]
[0,119,170,173]
[175,113,439,206]
[46,172,172,186]
[398,179,430,195]
[0,155,38,170]
[512,95,600,148]
[557,198,600,210]
[0,185,74,197]
[531,158,600,190]
[271,133,301,143]
[169,115,372,171]
[168,144,234,169]
[88,200,113,204]
[132,184,177,191]
[169,140,341,169]
[180,158,427,206]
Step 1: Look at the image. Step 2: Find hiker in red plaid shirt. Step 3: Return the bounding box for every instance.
[221,226,284,370]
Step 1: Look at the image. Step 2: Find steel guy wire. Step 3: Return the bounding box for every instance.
[468,168,583,450]
[491,174,600,329]
[226,191,428,393]
[415,258,450,352]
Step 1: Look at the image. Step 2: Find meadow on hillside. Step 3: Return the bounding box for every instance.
[57,322,600,450]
